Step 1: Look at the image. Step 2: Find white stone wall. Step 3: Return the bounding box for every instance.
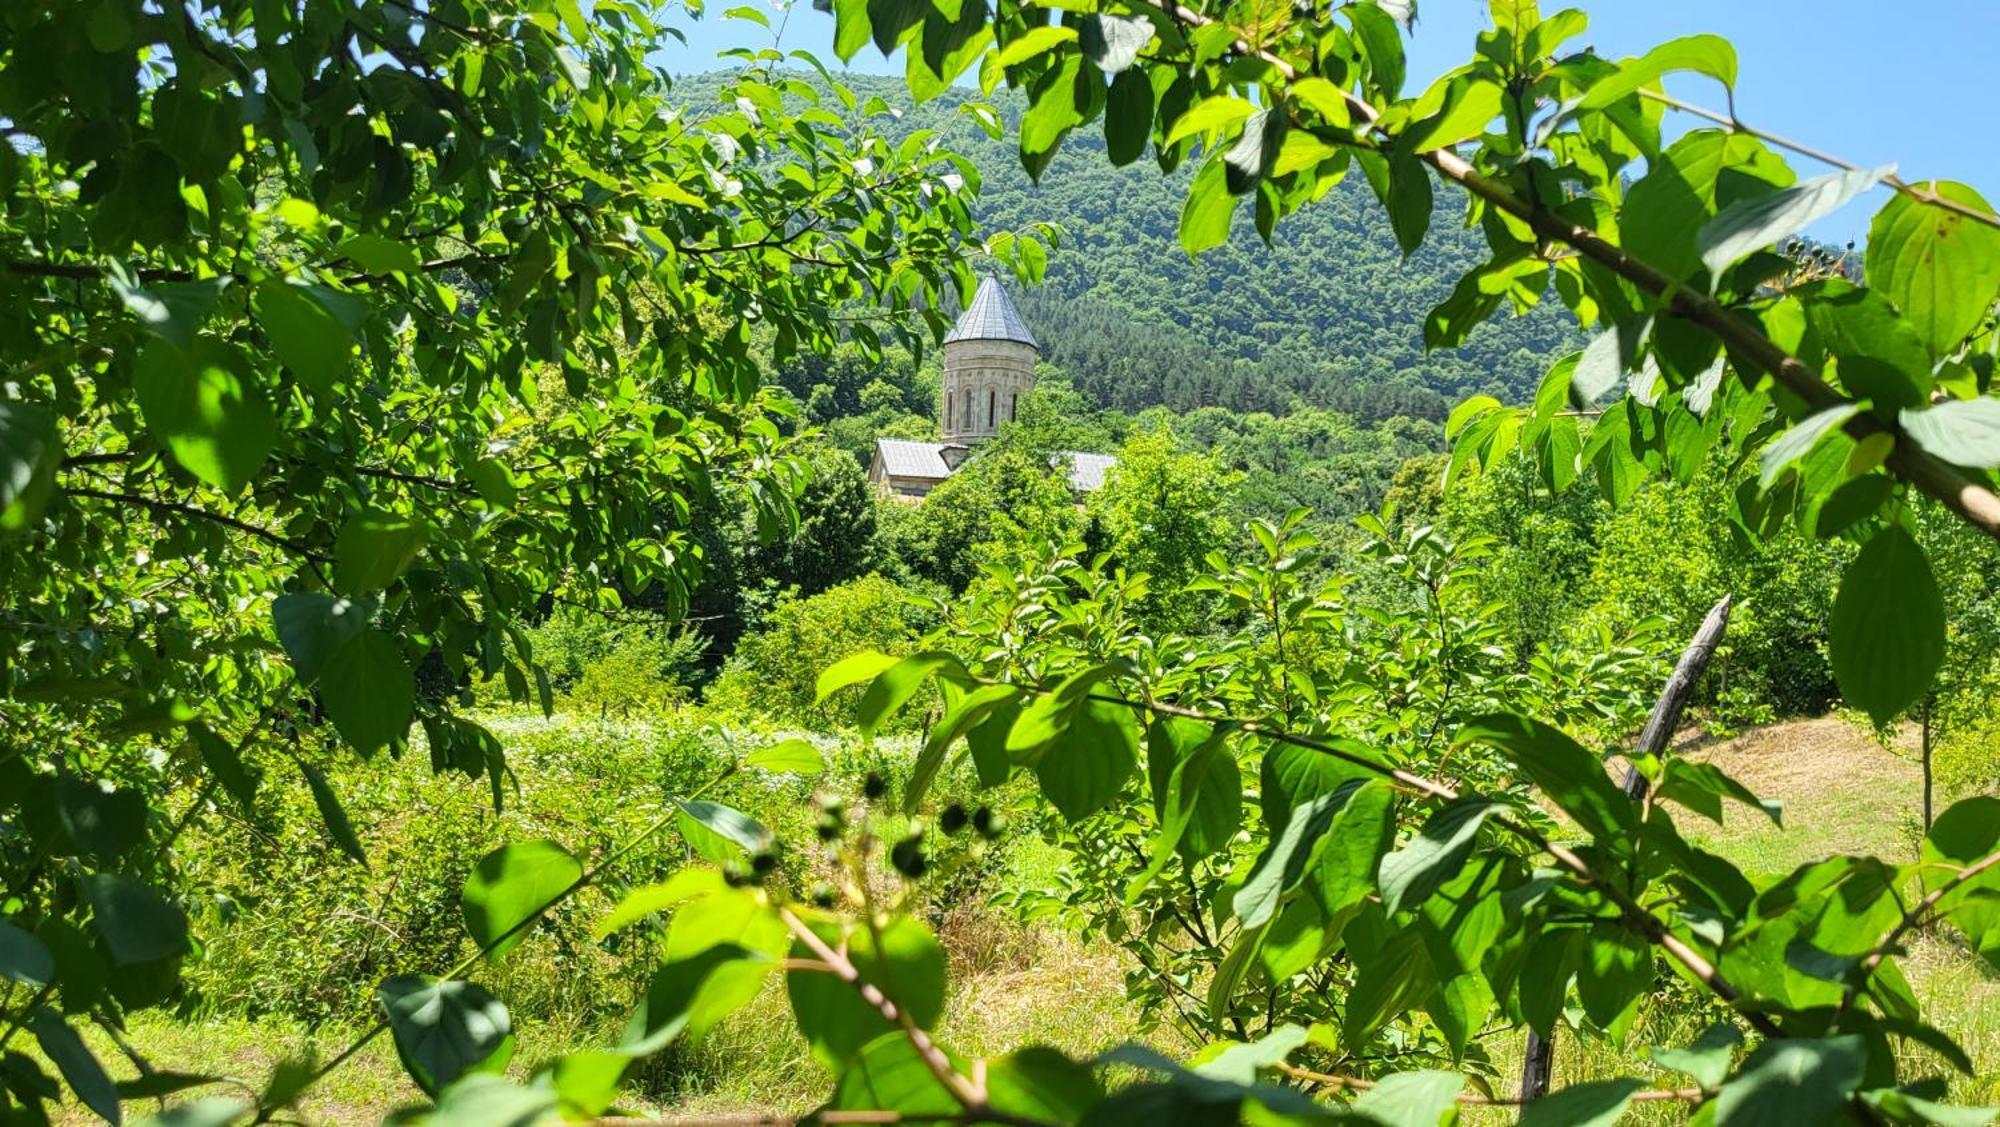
[940,338,1036,444]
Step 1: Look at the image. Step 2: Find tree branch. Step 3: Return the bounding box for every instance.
[1131,0,2000,542]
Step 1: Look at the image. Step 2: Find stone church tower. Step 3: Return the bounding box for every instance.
[938,275,1037,459]
[868,276,1112,499]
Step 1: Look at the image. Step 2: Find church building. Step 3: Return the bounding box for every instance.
[867,276,1115,499]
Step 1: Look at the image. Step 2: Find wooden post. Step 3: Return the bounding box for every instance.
[1518,595,1733,1113]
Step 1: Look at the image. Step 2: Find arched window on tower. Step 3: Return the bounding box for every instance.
[1009,391,1018,421]
[987,388,996,430]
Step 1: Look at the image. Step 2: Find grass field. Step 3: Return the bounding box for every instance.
[36,714,2000,1123]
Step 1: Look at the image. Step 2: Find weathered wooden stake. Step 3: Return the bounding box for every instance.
[1517,595,1734,1113]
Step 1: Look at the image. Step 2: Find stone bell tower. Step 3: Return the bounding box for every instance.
[939,276,1038,463]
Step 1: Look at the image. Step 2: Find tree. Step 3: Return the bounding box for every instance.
[0,0,1003,1118]
[1086,429,1238,631]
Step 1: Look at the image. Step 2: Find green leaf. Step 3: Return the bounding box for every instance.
[543,1050,630,1119]
[1104,69,1153,167]
[0,401,62,531]
[0,920,54,986]
[622,941,764,1053]
[1866,180,2000,358]
[1032,697,1138,822]
[33,1008,121,1125]
[1311,780,1394,915]
[815,650,900,703]
[299,762,368,865]
[675,799,772,861]
[336,234,421,274]
[318,629,415,755]
[462,840,582,960]
[1621,130,1794,282]
[744,738,826,776]
[788,915,946,1067]
[1829,526,1945,726]
[425,1074,556,1127]
[83,873,188,964]
[1650,1022,1743,1090]
[993,25,1076,69]
[1517,1079,1642,1127]
[1575,924,1650,1027]
[1144,716,1241,863]
[1920,796,2000,969]
[1900,398,2000,469]
[1178,155,1238,255]
[333,510,427,593]
[190,724,259,816]
[986,1046,1103,1122]
[132,338,276,494]
[1192,1024,1309,1085]
[1378,797,1498,915]
[252,280,355,396]
[1458,714,1633,842]
[111,276,227,350]
[377,975,514,1096]
[272,593,368,684]
[1804,281,1933,411]
[908,683,1018,811]
[1163,95,1256,146]
[1383,147,1433,256]
[1714,1035,1866,1127]
[1233,781,1365,928]
[1579,34,1738,111]
[596,868,725,937]
[1222,109,1286,196]
[856,651,961,737]
[58,775,146,860]
[1699,166,1892,282]
[1078,13,1150,74]
[1760,404,1862,488]
[1657,759,1783,826]
[1409,76,1503,153]
[831,1032,959,1116]
[1351,1069,1463,1125]
[1347,0,1405,97]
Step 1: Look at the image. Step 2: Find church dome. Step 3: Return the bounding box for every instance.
[943,275,1039,351]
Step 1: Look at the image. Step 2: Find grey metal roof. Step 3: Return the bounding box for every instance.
[1062,452,1116,492]
[943,276,1038,350]
[874,439,952,479]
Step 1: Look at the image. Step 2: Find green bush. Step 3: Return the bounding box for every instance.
[705,574,936,729]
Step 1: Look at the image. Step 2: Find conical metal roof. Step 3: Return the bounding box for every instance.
[943,276,1038,350]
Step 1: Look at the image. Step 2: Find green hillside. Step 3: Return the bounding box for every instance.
[675,70,1578,419]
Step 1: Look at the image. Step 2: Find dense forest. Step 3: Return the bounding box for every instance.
[5,3,2000,1127]
[677,70,1580,419]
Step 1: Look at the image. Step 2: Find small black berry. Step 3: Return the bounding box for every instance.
[890,834,928,878]
[751,848,779,876]
[972,806,1006,840]
[862,771,888,800]
[810,882,837,908]
[939,803,969,835]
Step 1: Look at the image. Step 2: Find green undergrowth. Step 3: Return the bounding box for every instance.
[60,712,2000,1121]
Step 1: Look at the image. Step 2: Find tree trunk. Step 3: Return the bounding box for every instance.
[1519,595,1733,1114]
[1921,694,1934,836]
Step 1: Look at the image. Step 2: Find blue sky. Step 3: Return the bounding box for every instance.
[659,0,1998,242]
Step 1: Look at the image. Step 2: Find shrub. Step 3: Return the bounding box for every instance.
[704,575,935,729]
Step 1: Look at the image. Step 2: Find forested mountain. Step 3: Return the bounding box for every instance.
[675,70,1579,418]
